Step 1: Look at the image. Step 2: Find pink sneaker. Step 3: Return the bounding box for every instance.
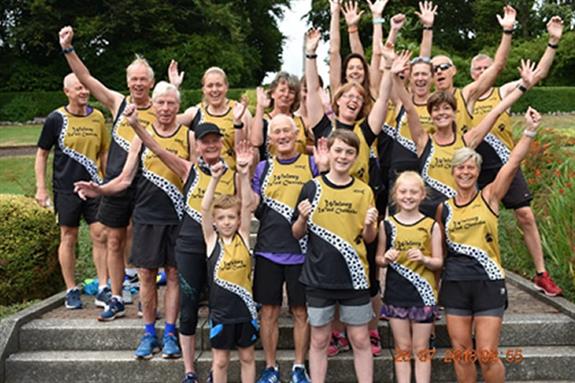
[370,329,382,357]
[327,331,350,357]
[534,271,562,297]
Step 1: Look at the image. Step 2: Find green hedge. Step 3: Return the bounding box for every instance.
[0,87,572,122]
[0,194,62,305]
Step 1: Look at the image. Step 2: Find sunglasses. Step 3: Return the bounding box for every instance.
[434,63,453,73]
[410,56,431,65]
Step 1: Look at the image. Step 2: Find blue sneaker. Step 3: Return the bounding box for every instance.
[181,372,199,383]
[162,333,182,359]
[291,367,310,383]
[98,297,125,321]
[257,366,280,383]
[94,286,112,308]
[134,333,160,359]
[65,288,82,310]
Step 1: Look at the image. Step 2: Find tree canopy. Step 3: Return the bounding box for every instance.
[0,0,290,91]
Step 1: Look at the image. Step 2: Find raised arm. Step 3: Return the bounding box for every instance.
[367,42,395,135]
[200,161,225,248]
[233,96,250,151]
[59,26,123,115]
[484,107,541,209]
[168,60,185,90]
[367,0,388,93]
[235,140,255,239]
[416,1,437,58]
[342,1,365,56]
[329,0,343,92]
[124,104,191,180]
[391,51,429,155]
[305,29,326,128]
[463,5,516,109]
[250,87,271,148]
[373,14,406,99]
[464,59,539,149]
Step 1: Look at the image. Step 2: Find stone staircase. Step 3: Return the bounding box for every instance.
[2,219,575,382]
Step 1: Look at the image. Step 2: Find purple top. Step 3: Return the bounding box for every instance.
[252,155,319,265]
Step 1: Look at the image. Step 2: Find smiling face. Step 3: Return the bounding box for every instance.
[410,62,433,99]
[345,57,366,84]
[452,157,480,191]
[268,114,297,157]
[335,85,364,122]
[431,55,456,91]
[64,74,90,108]
[213,207,240,238]
[430,101,456,131]
[127,63,154,103]
[271,80,296,112]
[202,71,228,107]
[152,91,179,126]
[328,138,358,175]
[196,133,223,164]
[394,175,426,213]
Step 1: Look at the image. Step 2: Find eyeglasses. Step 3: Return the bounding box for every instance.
[410,56,431,65]
[433,63,453,73]
[341,94,364,103]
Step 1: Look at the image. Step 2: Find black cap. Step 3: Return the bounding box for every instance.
[195,122,223,140]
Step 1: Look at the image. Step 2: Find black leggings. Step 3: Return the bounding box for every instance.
[176,244,207,336]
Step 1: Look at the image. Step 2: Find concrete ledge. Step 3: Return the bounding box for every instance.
[0,291,65,382]
[506,270,575,320]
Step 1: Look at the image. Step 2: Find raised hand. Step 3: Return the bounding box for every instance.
[256,87,271,109]
[389,50,412,74]
[342,1,364,26]
[59,26,74,49]
[123,103,139,127]
[297,199,313,219]
[313,137,330,170]
[364,207,378,227]
[210,161,225,180]
[497,5,516,31]
[524,107,541,133]
[235,140,253,175]
[233,95,249,124]
[407,248,425,264]
[305,28,322,54]
[390,13,406,31]
[380,41,396,67]
[74,181,101,200]
[547,16,564,43]
[367,0,389,17]
[415,1,437,28]
[168,60,185,89]
[330,0,342,15]
[518,59,541,89]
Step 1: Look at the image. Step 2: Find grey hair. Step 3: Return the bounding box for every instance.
[152,81,180,102]
[126,54,155,82]
[452,147,483,170]
[470,53,493,72]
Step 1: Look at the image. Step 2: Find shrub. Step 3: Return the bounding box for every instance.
[0,194,63,305]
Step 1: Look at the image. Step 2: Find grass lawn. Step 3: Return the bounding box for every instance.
[0,125,42,147]
[0,155,52,195]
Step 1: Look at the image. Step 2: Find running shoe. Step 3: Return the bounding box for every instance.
[369,329,382,357]
[162,333,182,359]
[181,372,199,383]
[134,333,160,359]
[327,331,350,357]
[256,366,280,383]
[65,288,82,310]
[534,271,563,297]
[291,366,310,383]
[94,286,112,308]
[98,297,125,321]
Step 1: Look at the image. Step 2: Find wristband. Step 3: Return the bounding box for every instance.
[372,18,385,24]
[503,29,513,35]
[517,84,528,93]
[423,26,433,30]
[233,122,244,130]
[62,46,75,54]
[306,53,317,59]
[548,43,559,49]
[523,130,536,138]
[348,26,358,33]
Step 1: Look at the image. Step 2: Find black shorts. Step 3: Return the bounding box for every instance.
[209,320,259,350]
[97,189,136,228]
[54,192,100,227]
[366,239,380,297]
[129,223,179,269]
[439,280,508,316]
[253,256,306,306]
[478,168,532,209]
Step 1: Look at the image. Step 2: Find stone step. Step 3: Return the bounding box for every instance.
[6,347,575,382]
[20,313,575,352]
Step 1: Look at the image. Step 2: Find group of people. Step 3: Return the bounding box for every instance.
[33,1,566,382]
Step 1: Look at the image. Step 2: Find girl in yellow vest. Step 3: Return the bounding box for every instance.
[438,107,542,383]
[376,171,443,383]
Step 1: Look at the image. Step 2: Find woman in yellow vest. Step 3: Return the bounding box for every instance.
[391,52,539,217]
[438,108,542,383]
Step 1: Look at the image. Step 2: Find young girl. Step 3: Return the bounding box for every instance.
[376,171,443,383]
[201,141,257,383]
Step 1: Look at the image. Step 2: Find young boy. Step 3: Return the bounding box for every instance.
[292,129,379,383]
[201,140,258,383]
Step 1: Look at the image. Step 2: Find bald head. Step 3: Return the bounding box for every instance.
[63,73,81,90]
[268,113,298,157]
[269,113,297,133]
